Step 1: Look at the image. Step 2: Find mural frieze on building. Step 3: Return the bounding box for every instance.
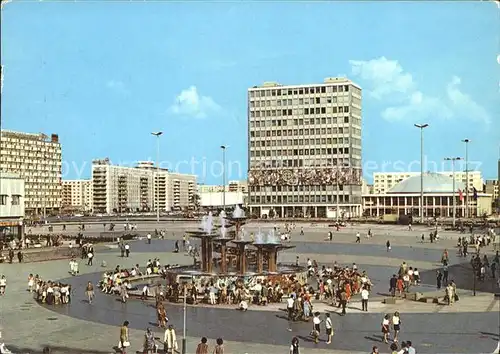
[248,167,362,186]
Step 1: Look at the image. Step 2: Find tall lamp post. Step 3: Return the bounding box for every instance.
[151,132,163,223]
[462,139,470,219]
[220,145,228,211]
[182,284,187,354]
[444,157,462,228]
[414,123,429,223]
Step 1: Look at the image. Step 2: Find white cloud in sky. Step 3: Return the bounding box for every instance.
[349,56,490,124]
[169,86,221,119]
[106,80,129,96]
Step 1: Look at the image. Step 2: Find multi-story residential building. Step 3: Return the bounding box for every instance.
[91,159,196,214]
[0,172,25,238]
[168,172,197,210]
[198,180,248,194]
[373,171,484,194]
[62,180,93,212]
[247,78,363,219]
[0,130,62,215]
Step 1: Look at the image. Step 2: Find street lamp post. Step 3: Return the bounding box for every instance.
[462,139,470,219]
[444,157,462,228]
[414,123,429,223]
[220,145,227,211]
[151,132,163,223]
[182,284,187,354]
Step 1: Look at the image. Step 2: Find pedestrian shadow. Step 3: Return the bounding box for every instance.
[364,335,384,343]
[275,314,289,321]
[7,344,112,353]
[296,335,315,343]
[480,331,500,339]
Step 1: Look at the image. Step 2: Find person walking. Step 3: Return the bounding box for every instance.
[287,295,295,331]
[325,313,333,344]
[147,233,152,244]
[195,337,209,354]
[85,281,94,304]
[386,240,391,252]
[443,265,449,284]
[119,321,130,354]
[340,288,347,316]
[356,232,361,243]
[163,325,178,354]
[361,285,369,311]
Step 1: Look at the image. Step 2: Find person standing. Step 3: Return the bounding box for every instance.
[361,286,369,312]
[325,313,333,344]
[163,325,178,354]
[213,338,224,354]
[196,337,209,354]
[392,311,401,342]
[289,337,300,354]
[436,270,443,289]
[389,275,397,297]
[119,321,130,354]
[443,265,449,284]
[381,314,390,344]
[386,240,391,252]
[311,312,321,344]
[147,233,152,244]
[287,295,295,331]
[125,243,130,257]
[143,328,155,354]
[87,249,94,266]
[85,281,94,304]
[0,275,6,296]
[339,288,347,316]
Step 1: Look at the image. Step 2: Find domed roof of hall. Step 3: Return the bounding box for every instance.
[388,172,466,194]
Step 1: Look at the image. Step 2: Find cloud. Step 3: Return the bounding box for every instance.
[349,57,414,99]
[106,80,129,96]
[446,76,491,124]
[169,86,221,119]
[349,57,490,124]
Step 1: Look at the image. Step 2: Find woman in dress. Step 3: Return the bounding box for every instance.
[143,328,156,354]
[392,311,401,342]
[381,314,390,344]
[119,321,130,354]
[157,302,167,328]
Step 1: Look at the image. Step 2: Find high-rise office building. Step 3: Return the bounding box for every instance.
[0,130,62,214]
[247,78,363,218]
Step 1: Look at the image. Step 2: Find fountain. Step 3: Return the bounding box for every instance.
[168,206,304,281]
[186,211,218,273]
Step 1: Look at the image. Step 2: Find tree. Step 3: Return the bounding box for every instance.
[190,193,201,210]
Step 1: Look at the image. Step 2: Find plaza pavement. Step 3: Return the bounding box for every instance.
[1,224,499,353]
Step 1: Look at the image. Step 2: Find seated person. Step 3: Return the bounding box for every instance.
[239,300,248,311]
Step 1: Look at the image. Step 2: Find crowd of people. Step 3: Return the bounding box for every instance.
[30,274,72,305]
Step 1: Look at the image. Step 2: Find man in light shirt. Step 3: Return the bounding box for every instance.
[361,286,369,311]
[287,295,295,331]
[147,233,152,244]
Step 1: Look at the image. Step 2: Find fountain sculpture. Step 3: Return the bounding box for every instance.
[174,205,302,279]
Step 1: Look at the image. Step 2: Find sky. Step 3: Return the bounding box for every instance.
[2,0,500,184]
